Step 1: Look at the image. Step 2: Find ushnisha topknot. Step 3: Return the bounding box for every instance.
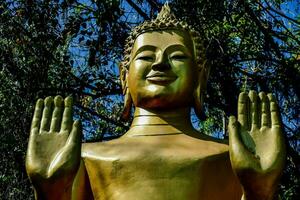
[120,3,205,77]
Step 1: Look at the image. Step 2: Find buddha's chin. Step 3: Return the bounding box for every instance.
[133,92,191,110]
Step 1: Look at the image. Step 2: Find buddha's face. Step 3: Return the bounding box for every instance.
[128,30,197,109]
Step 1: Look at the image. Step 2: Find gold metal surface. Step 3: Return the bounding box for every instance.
[26,4,286,200]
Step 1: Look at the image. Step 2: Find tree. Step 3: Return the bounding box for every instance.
[0,0,299,199]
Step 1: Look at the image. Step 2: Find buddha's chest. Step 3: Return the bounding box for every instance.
[82,146,241,200]
[89,150,204,180]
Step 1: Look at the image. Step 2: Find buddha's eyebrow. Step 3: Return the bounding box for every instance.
[132,45,157,58]
[165,44,192,57]
[132,44,193,59]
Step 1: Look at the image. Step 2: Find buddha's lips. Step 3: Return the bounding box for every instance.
[146,72,177,82]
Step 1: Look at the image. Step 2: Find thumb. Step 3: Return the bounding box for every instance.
[26,128,39,162]
[228,116,248,156]
[66,120,82,146]
[228,116,256,168]
[228,116,240,146]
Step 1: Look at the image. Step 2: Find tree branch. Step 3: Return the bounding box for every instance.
[261,1,300,25]
[145,0,160,11]
[257,2,300,46]
[76,104,128,128]
[240,0,283,59]
[125,0,150,20]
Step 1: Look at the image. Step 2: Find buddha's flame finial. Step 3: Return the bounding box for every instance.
[156,2,175,20]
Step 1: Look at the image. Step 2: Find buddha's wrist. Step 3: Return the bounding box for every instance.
[242,188,276,200]
[32,178,73,200]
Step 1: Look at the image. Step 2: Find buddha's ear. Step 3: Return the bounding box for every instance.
[118,63,132,120]
[118,63,127,94]
[193,61,211,120]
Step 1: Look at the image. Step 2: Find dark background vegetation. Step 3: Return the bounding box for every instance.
[0,0,299,199]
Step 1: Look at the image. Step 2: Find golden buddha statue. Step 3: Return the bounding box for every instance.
[26,4,286,200]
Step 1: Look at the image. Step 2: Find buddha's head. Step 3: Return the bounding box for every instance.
[119,3,210,119]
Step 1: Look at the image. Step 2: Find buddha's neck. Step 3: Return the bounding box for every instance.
[123,107,194,137]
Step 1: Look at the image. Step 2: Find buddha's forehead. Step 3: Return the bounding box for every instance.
[132,30,194,53]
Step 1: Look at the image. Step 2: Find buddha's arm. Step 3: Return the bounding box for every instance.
[229,91,286,200]
[71,160,94,200]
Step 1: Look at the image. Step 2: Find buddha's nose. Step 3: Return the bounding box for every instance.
[151,52,170,70]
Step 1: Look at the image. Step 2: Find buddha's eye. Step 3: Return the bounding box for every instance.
[136,56,154,61]
[170,53,188,61]
[135,52,155,62]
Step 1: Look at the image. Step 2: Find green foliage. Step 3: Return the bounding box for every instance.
[198,107,225,138]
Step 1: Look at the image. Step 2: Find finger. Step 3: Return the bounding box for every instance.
[61,96,73,132]
[28,127,39,147]
[237,92,249,130]
[50,96,63,132]
[259,92,270,127]
[31,99,44,130]
[40,96,53,132]
[249,90,259,129]
[26,127,39,166]
[268,93,281,127]
[66,120,82,146]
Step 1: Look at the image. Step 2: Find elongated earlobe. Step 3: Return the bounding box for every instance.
[193,62,210,120]
[193,89,204,120]
[119,65,132,121]
[122,88,132,120]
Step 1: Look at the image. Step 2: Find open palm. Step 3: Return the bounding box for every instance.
[26,96,81,191]
[229,91,286,200]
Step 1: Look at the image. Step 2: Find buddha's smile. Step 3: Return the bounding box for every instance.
[146,71,178,84]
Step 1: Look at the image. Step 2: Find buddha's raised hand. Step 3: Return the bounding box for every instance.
[228,91,286,200]
[26,96,81,199]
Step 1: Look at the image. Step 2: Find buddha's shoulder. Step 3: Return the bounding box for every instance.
[81,138,125,158]
[81,133,229,159]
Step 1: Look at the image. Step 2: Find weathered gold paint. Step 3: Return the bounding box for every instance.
[26,4,286,200]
